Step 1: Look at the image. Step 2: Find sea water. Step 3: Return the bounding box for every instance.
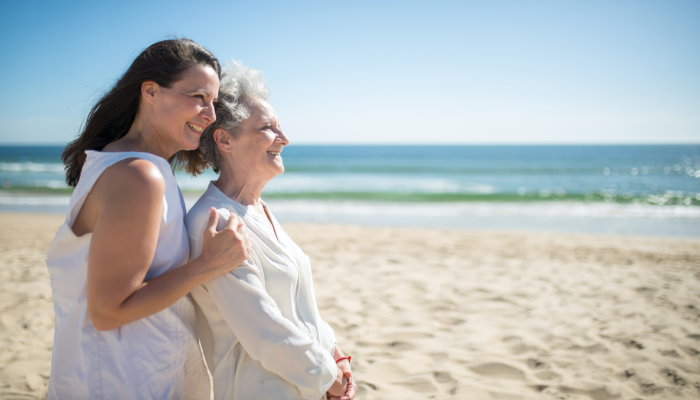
[2,145,699,236]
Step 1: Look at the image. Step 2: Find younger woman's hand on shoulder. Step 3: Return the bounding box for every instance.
[199,208,251,276]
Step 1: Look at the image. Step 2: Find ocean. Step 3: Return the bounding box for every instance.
[2,145,699,236]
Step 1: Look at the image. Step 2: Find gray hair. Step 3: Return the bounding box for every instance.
[199,61,269,173]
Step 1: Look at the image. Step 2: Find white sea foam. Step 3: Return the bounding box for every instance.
[0,162,65,173]
[180,197,700,220]
[3,190,697,221]
[31,180,70,189]
[0,192,70,206]
[175,172,497,195]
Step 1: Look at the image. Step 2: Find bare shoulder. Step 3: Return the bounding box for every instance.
[72,157,166,236]
[95,157,165,200]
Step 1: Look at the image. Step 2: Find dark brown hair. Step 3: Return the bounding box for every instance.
[62,38,221,186]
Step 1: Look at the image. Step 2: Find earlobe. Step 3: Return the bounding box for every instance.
[141,81,158,105]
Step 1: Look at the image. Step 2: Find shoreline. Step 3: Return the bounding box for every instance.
[3,209,700,241]
[3,196,700,238]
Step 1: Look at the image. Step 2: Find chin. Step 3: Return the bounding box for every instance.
[181,139,201,152]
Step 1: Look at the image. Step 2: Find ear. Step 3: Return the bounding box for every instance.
[141,81,159,105]
[213,128,232,153]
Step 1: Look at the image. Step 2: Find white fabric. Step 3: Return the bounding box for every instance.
[186,182,338,400]
[46,150,211,400]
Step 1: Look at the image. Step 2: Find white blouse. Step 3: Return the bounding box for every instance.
[46,151,210,400]
[185,182,338,400]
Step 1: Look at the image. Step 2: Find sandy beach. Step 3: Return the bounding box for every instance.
[1,212,699,399]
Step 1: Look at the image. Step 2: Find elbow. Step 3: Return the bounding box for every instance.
[92,321,119,332]
[88,306,123,331]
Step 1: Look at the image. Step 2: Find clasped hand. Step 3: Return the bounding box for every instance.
[327,357,357,400]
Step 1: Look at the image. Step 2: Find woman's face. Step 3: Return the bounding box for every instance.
[227,97,289,181]
[151,64,220,152]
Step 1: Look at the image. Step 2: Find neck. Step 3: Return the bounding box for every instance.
[214,160,271,207]
[104,114,176,160]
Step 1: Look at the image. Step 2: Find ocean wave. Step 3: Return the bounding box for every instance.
[0,162,65,173]
[264,175,497,195]
[2,191,698,220]
[176,173,499,195]
[254,200,700,220]
[0,192,70,206]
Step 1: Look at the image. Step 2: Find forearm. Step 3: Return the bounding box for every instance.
[333,345,345,360]
[89,257,215,330]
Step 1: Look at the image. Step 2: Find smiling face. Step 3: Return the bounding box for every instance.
[149,64,220,153]
[226,97,289,182]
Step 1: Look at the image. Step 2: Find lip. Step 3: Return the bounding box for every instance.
[187,122,205,135]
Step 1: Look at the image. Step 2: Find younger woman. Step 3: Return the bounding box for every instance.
[47,39,250,399]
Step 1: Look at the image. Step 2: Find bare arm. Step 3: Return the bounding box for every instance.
[78,158,249,331]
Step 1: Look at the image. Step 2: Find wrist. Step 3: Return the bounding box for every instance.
[183,256,218,285]
[335,356,351,364]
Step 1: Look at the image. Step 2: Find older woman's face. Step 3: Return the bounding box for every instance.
[229,97,289,180]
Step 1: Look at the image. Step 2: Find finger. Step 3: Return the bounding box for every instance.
[205,207,219,235]
[347,382,358,398]
[342,380,357,400]
[225,210,239,230]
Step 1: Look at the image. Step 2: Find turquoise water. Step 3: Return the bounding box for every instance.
[3,144,699,206]
[2,145,700,236]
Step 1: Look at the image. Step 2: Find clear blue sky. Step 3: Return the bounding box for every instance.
[2,0,699,145]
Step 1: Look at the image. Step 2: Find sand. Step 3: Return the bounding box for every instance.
[1,212,699,399]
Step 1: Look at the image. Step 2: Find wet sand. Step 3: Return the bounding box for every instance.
[1,212,699,399]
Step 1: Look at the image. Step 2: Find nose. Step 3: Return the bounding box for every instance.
[275,129,290,146]
[202,101,216,124]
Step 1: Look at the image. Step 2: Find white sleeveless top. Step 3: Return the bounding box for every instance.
[46,151,210,400]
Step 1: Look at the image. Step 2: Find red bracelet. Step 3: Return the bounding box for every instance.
[335,356,351,364]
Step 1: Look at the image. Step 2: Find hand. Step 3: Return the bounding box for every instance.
[326,365,347,397]
[327,376,357,400]
[336,358,352,382]
[199,208,251,276]
[327,352,356,400]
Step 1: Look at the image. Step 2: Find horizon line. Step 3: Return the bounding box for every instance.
[1,142,700,147]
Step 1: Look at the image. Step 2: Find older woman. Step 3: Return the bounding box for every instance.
[184,62,357,400]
